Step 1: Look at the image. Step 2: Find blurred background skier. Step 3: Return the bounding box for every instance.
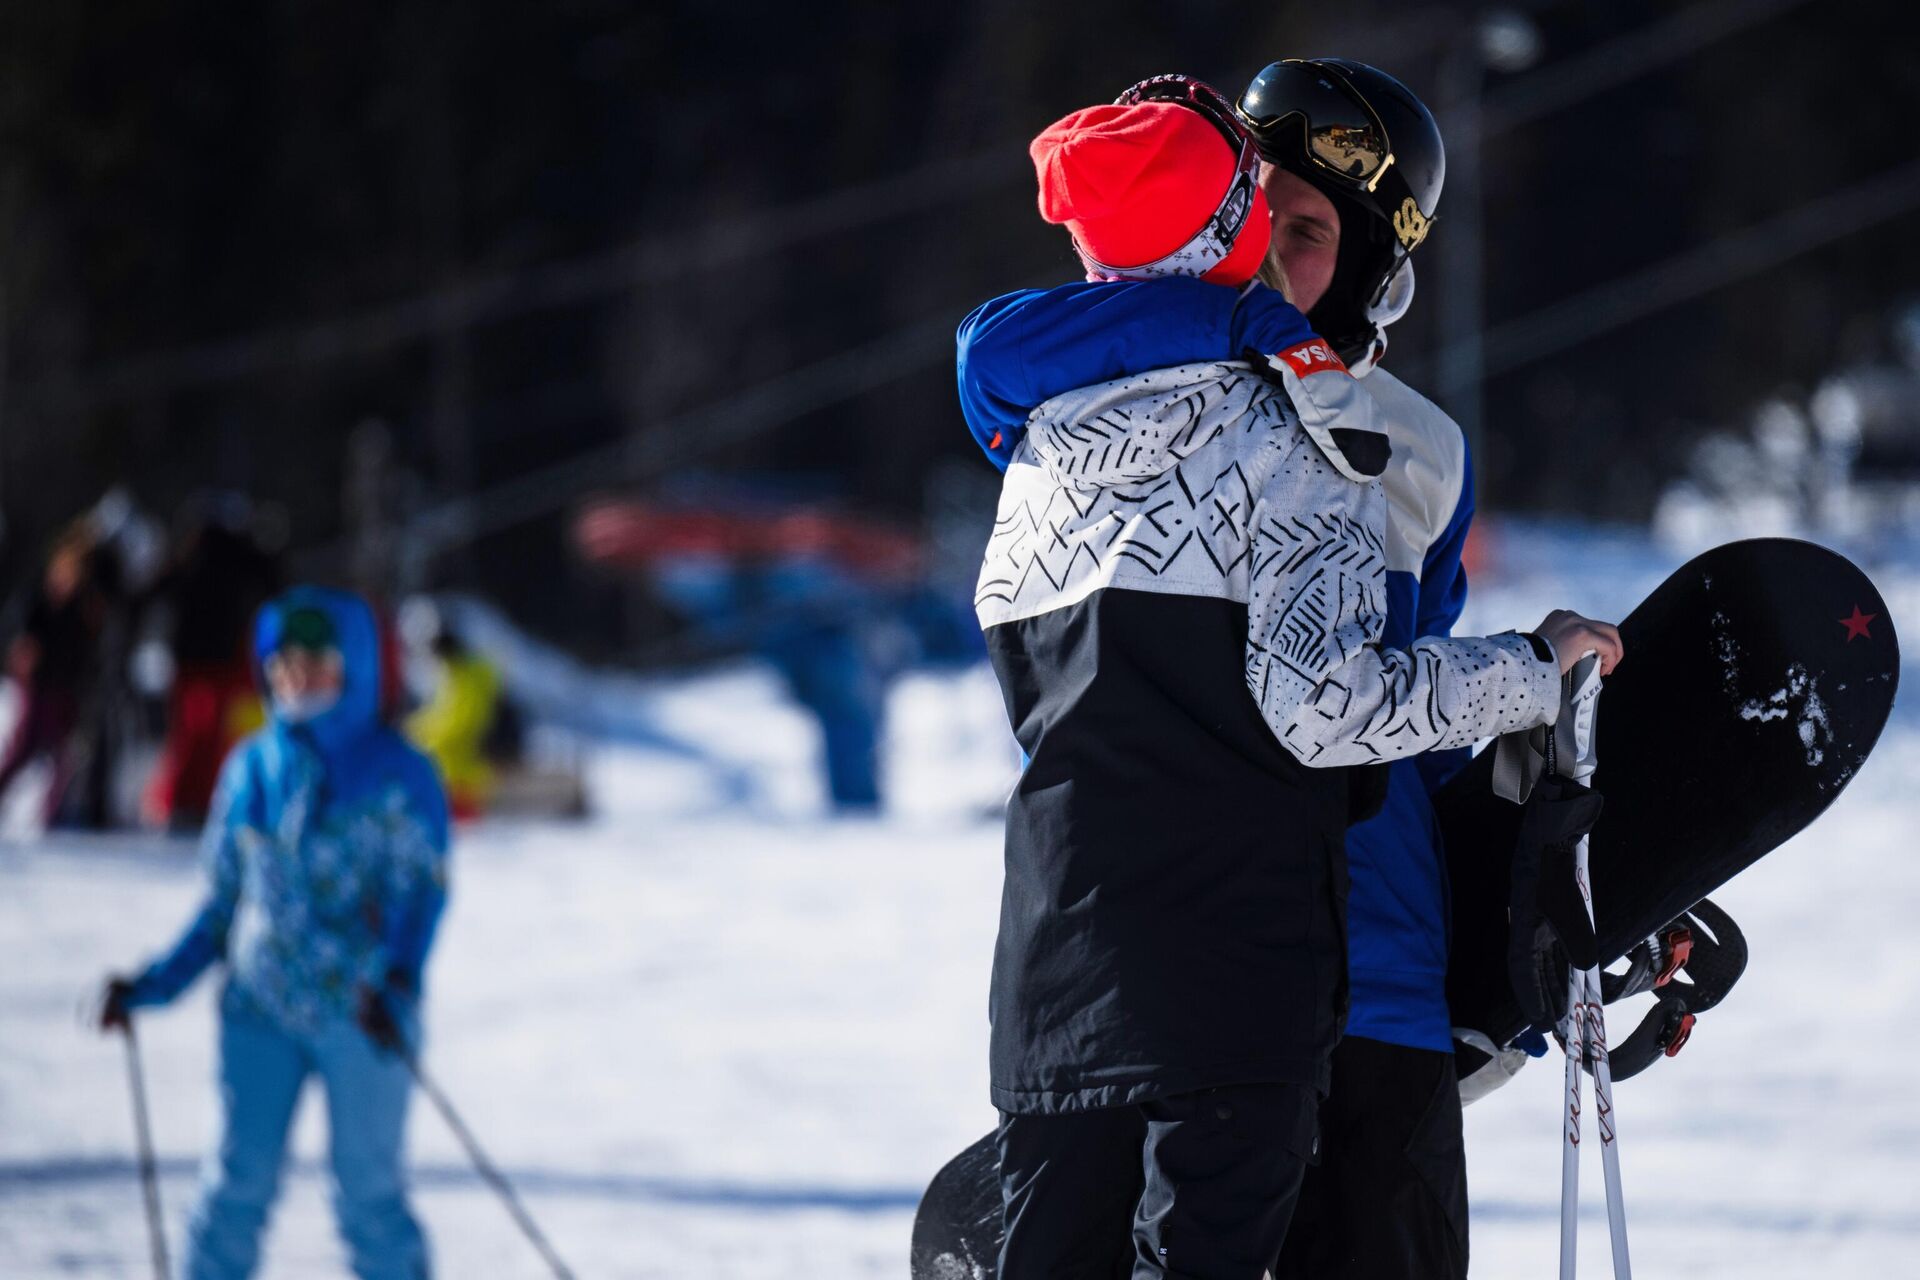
[0,523,109,825]
[97,586,450,1280]
[574,490,963,813]
[139,497,286,832]
[403,618,502,822]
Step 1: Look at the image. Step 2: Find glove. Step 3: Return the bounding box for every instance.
[1506,775,1604,1031]
[97,976,136,1032]
[356,981,409,1056]
[356,967,417,1055]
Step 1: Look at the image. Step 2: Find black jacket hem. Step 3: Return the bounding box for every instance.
[992,1054,1333,1115]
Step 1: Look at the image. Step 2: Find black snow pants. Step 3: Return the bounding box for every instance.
[1270,1036,1468,1280]
[995,1082,1320,1280]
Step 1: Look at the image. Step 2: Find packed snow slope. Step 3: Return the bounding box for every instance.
[3,523,1917,1278]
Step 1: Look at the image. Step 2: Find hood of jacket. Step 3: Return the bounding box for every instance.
[252,585,383,759]
[1019,359,1286,489]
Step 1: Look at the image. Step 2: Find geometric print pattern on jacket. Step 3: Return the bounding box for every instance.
[976,358,1560,765]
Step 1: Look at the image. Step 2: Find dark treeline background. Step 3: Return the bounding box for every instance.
[2,0,1914,653]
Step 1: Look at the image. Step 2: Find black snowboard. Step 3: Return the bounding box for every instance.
[910,1132,1001,1280]
[910,538,1899,1278]
[1439,537,1899,1051]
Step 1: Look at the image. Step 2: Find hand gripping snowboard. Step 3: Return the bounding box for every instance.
[911,539,1898,1278]
[1440,537,1898,1070]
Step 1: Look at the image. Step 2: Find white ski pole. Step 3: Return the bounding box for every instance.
[1559,966,1584,1279]
[1575,851,1632,1277]
[1554,655,1632,1280]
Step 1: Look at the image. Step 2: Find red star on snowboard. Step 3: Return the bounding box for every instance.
[1840,605,1877,642]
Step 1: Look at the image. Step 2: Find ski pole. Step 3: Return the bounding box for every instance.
[1573,868,1632,1278]
[394,1035,577,1280]
[120,1019,170,1280]
[1595,1001,1631,1272]
[1564,935,1633,1279]
[1554,654,1632,1280]
[1559,972,1584,1278]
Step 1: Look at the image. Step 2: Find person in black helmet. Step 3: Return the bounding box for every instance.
[955,60,1488,1280]
[1247,58,1474,1280]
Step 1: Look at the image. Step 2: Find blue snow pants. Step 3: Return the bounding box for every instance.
[183,986,429,1280]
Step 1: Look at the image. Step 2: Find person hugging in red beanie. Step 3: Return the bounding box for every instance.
[955,75,1617,1280]
[1031,80,1276,291]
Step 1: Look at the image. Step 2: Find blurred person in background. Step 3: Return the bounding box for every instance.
[749,536,890,811]
[0,522,108,825]
[98,586,449,1280]
[958,63,1507,1279]
[577,494,933,813]
[404,620,502,821]
[140,497,285,831]
[64,489,169,830]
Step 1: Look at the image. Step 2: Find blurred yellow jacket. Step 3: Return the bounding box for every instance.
[404,652,501,815]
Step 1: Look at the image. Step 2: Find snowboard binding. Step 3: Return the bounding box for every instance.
[1464,861,1752,1092]
[1595,897,1747,1081]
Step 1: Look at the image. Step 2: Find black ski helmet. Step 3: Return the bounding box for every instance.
[1237,59,1445,363]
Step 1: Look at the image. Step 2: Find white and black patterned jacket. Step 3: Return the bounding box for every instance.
[976,353,1558,1114]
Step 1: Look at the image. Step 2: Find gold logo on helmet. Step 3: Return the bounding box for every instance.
[1392,196,1430,250]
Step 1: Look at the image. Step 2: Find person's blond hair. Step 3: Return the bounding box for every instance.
[1255,239,1295,304]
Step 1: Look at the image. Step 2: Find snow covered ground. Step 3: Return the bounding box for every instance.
[3,523,1917,1278]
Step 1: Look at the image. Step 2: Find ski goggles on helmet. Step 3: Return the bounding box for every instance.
[1075,74,1262,280]
[1237,60,1395,193]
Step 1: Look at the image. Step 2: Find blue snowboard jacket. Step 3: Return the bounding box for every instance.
[129,587,451,1034]
[956,278,1474,1053]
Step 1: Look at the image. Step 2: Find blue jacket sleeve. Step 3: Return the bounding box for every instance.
[1414,442,1477,796]
[1415,438,1474,645]
[380,749,452,992]
[956,279,1316,471]
[128,748,254,1007]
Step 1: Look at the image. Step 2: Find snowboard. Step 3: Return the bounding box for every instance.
[910,538,1899,1279]
[1439,536,1899,1052]
[910,1131,1001,1280]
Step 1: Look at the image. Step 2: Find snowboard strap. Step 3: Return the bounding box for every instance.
[1605,899,1749,1082]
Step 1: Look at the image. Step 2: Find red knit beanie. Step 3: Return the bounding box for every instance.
[1030,100,1272,286]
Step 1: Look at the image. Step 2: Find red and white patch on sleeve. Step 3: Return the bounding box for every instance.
[1274,339,1349,378]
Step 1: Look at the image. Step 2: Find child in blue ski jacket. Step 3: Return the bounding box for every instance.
[100,585,449,1280]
